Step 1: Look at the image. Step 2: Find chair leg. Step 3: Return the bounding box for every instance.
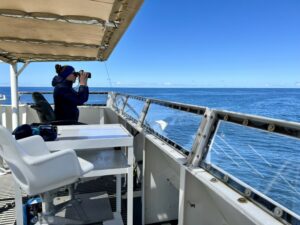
[41,192,55,216]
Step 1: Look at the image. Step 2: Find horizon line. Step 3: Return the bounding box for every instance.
[1,86,300,89]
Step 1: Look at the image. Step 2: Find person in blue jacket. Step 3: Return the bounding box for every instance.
[52,64,89,122]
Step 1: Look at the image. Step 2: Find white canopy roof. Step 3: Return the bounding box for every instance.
[0,0,143,63]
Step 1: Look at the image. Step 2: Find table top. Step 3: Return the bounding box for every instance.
[46,124,133,151]
[56,124,132,141]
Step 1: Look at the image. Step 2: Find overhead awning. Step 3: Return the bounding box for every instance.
[0,0,143,63]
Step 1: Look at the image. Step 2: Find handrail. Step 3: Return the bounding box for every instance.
[18,91,108,106]
[18,91,109,95]
[114,92,206,115]
[113,92,206,155]
[111,92,300,225]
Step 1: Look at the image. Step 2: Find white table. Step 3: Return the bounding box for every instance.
[46,124,134,225]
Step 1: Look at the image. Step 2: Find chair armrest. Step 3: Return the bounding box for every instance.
[24,149,82,176]
[18,135,49,156]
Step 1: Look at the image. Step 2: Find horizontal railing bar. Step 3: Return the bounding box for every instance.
[115,92,206,115]
[122,113,139,124]
[19,91,109,95]
[215,109,300,139]
[26,103,106,107]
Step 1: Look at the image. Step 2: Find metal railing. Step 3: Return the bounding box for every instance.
[112,92,206,155]
[18,91,109,106]
[110,92,300,225]
[196,110,300,225]
[5,91,300,224]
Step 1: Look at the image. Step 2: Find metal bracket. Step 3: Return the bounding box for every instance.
[187,109,217,167]
[137,99,151,127]
[120,96,129,115]
[16,62,29,77]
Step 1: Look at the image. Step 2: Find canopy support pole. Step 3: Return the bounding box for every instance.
[10,63,19,130]
[9,62,29,225]
[10,62,29,130]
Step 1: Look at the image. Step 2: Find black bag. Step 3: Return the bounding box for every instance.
[12,124,57,141]
[35,125,58,141]
[12,124,32,140]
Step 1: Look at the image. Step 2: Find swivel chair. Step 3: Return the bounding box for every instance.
[0,125,94,224]
[31,92,56,123]
[31,92,84,125]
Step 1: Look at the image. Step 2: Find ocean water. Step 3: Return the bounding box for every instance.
[1,87,300,121]
[1,87,300,217]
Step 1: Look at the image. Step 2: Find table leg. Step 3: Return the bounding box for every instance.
[127,146,133,225]
[116,174,121,213]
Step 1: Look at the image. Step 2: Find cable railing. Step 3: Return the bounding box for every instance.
[113,92,206,155]
[197,110,300,225]
[111,92,300,225]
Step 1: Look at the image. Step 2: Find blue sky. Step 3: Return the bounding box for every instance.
[0,0,300,88]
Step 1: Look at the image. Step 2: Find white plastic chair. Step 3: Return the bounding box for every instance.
[0,125,94,224]
[0,125,93,196]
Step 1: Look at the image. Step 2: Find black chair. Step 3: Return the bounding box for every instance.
[31,92,84,125]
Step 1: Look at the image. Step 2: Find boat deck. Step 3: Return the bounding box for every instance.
[0,174,143,225]
[0,173,18,225]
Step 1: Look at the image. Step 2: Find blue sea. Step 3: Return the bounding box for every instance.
[2,87,300,122]
[1,87,300,218]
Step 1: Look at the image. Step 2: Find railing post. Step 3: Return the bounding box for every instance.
[120,95,129,115]
[107,92,116,109]
[187,109,217,167]
[138,99,150,127]
[1,107,7,128]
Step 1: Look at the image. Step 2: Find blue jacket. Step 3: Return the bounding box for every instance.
[52,76,89,122]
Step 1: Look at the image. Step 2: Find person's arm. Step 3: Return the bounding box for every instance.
[76,85,89,105]
[74,72,89,105]
[59,86,89,106]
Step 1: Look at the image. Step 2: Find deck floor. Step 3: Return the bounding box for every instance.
[0,174,142,225]
[0,173,18,225]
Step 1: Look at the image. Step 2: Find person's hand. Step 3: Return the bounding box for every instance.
[79,72,89,86]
